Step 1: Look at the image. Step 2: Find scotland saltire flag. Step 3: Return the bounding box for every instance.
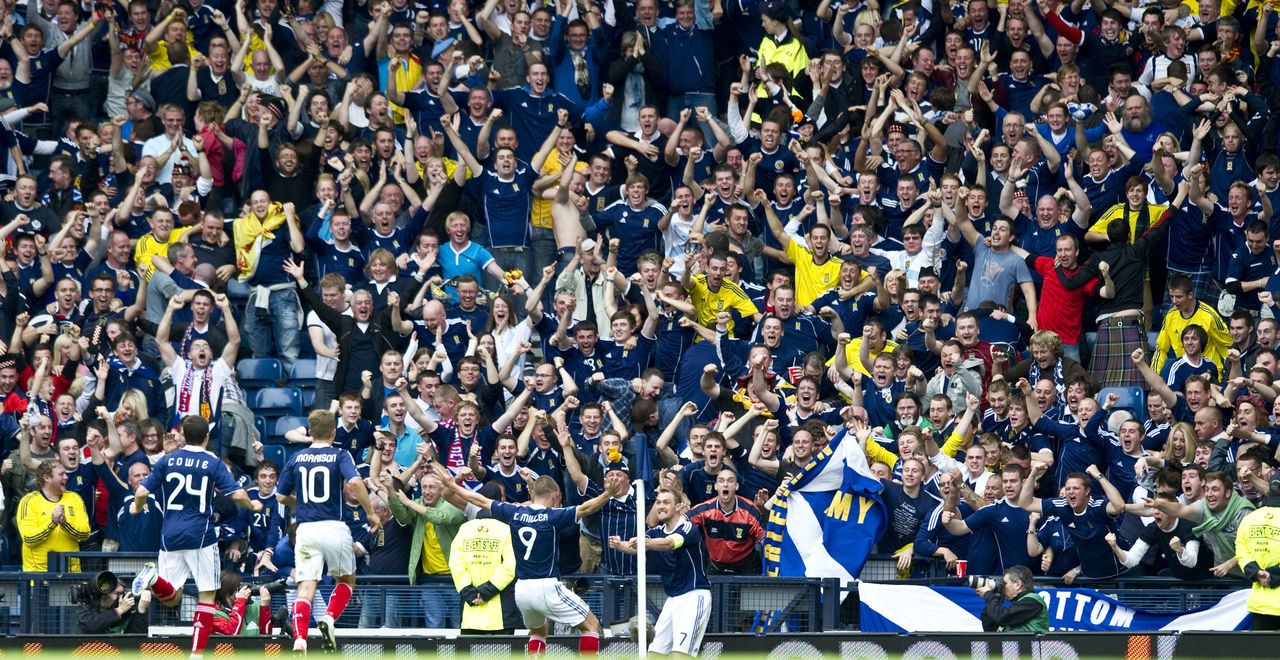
[860,584,1252,632]
[763,427,886,586]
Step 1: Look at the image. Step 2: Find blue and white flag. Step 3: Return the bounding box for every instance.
[763,428,886,585]
[859,583,1252,632]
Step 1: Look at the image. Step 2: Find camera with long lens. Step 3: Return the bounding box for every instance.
[966,575,1004,592]
[70,571,119,607]
[260,579,289,596]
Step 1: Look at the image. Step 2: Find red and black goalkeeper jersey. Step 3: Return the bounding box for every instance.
[687,496,766,565]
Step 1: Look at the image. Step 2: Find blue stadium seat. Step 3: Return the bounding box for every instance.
[289,359,318,388]
[238,358,284,391]
[253,387,304,420]
[262,444,286,469]
[254,415,269,445]
[300,388,315,410]
[273,416,309,443]
[1096,386,1147,423]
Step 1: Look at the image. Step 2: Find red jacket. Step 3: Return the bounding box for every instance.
[212,597,274,636]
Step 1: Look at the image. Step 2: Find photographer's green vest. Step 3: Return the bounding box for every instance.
[1001,592,1049,633]
[104,611,140,634]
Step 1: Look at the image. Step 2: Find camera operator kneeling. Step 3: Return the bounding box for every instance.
[74,571,150,634]
[972,565,1047,632]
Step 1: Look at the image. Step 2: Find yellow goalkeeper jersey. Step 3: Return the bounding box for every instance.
[689,275,760,338]
[1151,301,1231,376]
[785,239,843,308]
[17,489,90,572]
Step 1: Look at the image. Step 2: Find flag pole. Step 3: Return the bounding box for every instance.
[636,478,647,658]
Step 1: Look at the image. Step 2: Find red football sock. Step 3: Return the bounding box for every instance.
[293,598,312,641]
[527,635,547,656]
[580,632,600,655]
[326,583,352,620]
[258,601,274,637]
[151,576,176,601]
[191,603,216,657]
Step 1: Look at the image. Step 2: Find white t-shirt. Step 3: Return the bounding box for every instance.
[168,358,233,420]
[663,213,695,279]
[493,322,533,379]
[306,308,346,381]
[141,134,199,185]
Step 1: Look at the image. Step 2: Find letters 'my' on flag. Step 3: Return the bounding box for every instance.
[763,427,887,584]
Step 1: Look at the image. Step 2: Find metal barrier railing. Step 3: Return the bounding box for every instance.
[22,551,1246,634]
[2,569,830,635]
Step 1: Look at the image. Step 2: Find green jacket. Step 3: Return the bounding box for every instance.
[1004,593,1049,633]
[213,598,267,636]
[388,492,465,585]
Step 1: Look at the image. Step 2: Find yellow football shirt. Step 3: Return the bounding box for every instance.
[17,489,90,572]
[689,274,760,338]
[134,226,195,282]
[785,239,843,307]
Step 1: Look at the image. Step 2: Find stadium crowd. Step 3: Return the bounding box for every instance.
[3,0,1280,636]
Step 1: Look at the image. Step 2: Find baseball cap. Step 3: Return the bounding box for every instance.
[129,88,156,113]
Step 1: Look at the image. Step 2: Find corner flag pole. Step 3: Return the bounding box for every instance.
[636,478,647,658]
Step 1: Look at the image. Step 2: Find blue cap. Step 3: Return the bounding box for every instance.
[431,37,456,59]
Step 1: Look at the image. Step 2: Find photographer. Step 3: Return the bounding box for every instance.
[74,573,150,634]
[974,565,1048,632]
[210,570,278,636]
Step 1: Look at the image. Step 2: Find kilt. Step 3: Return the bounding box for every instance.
[1091,314,1146,388]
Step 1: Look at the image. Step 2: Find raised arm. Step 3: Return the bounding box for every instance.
[574,473,624,519]
[1085,464,1126,516]
[154,296,184,368]
[441,113,484,179]
[216,292,240,364]
[752,188,791,249]
[1131,347,1178,407]
[655,402,698,467]
[530,110,567,172]
[1017,462,1046,513]
[58,18,100,58]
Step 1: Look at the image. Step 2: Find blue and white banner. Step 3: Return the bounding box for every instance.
[859,583,1252,632]
[763,428,886,586]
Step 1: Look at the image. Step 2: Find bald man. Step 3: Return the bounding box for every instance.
[1197,406,1240,479]
[387,299,473,375]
